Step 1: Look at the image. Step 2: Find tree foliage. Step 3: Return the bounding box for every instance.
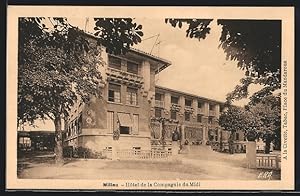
[219,106,259,141]
[18,17,143,162]
[249,94,281,152]
[94,18,143,55]
[219,94,280,153]
[165,19,281,104]
[18,17,143,124]
[165,19,213,40]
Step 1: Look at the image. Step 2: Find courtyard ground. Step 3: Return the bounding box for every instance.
[17,146,280,180]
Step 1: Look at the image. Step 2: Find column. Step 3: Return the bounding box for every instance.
[204,102,209,116]
[215,104,220,118]
[179,96,185,117]
[192,99,198,114]
[246,141,257,168]
[164,93,171,117]
[141,60,151,93]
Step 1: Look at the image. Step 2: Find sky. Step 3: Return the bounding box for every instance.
[21,17,262,131]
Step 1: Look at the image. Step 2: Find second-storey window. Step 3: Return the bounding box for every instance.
[171,96,179,104]
[126,87,138,105]
[127,61,139,74]
[185,99,192,107]
[108,56,122,70]
[108,83,121,103]
[198,101,203,108]
[155,93,163,101]
[197,114,202,123]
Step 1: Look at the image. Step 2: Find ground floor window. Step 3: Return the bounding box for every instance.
[170,111,177,120]
[155,108,162,118]
[197,114,202,123]
[117,113,133,135]
[184,112,190,121]
[120,126,130,134]
[208,116,213,124]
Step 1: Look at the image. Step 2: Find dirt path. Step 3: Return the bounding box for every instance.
[18,147,279,180]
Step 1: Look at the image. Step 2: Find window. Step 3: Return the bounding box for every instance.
[108,83,121,103]
[236,132,240,141]
[208,117,213,124]
[209,104,215,111]
[185,112,190,121]
[133,147,141,154]
[127,61,138,74]
[117,113,133,135]
[107,111,114,134]
[171,111,177,120]
[126,87,138,105]
[185,99,192,107]
[171,96,179,104]
[120,126,130,134]
[198,101,203,108]
[155,108,162,118]
[197,114,202,123]
[155,93,163,101]
[108,56,121,70]
[132,114,139,135]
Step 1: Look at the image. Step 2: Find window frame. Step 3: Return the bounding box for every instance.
[108,83,121,103]
[108,55,122,70]
[184,112,190,121]
[197,114,202,123]
[127,61,139,74]
[171,96,179,104]
[154,108,162,118]
[126,87,138,106]
[120,126,130,134]
[170,110,177,120]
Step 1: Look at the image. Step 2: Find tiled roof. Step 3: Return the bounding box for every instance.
[129,48,172,65]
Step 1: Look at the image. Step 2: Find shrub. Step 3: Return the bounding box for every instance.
[63,146,73,158]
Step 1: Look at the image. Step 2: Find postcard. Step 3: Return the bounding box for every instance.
[6,6,294,190]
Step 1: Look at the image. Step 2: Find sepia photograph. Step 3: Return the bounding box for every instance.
[6,6,294,190]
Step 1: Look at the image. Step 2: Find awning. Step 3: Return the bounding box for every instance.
[117,113,133,127]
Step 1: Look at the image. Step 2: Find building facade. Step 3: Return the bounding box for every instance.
[64,34,244,154]
[64,34,172,152]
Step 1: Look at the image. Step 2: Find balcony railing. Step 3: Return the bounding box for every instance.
[170,103,181,111]
[106,67,144,87]
[155,100,164,108]
[209,110,216,116]
[184,106,194,113]
[197,108,204,114]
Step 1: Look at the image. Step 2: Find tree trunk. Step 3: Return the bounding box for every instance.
[228,132,235,154]
[54,115,64,165]
[265,137,271,154]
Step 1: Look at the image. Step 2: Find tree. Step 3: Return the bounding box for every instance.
[165,19,281,104]
[18,17,143,163]
[249,94,281,153]
[219,106,259,154]
[219,94,280,154]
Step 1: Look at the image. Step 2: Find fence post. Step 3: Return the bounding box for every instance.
[275,155,279,169]
[246,141,256,169]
